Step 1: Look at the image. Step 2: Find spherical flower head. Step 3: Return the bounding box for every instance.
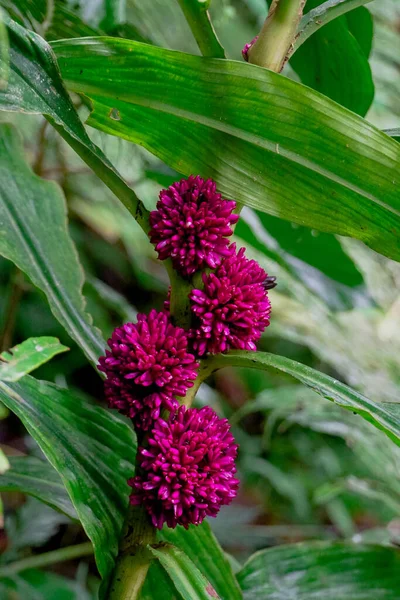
[242,36,258,61]
[128,405,239,529]
[98,310,199,430]
[190,245,271,356]
[149,175,239,277]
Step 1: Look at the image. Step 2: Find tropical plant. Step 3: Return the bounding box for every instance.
[0,0,399,598]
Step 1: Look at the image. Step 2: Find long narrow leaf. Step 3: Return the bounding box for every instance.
[237,542,400,599]
[53,37,400,262]
[0,456,77,519]
[0,337,68,382]
[161,522,242,600]
[149,543,221,600]
[0,376,136,580]
[0,125,104,367]
[208,351,400,448]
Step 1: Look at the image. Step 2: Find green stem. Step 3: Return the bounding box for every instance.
[176,0,225,58]
[168,267,194,330]
[292,0,374,53]
[107,506,156,600]
[181,361,211,406]
[248,0,306,71]
[49,119,151,235]
[0,542,93,577]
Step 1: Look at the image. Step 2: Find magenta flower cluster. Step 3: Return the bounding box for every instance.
[99,175,274,529]
[129,406,239,529]
[149,175,238,277]
[98,310,198,431]
[190,245,271,355]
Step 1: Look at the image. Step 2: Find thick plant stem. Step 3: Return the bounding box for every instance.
[176,0,225,58]
[248,0,306,72]
[181,360,213,406]
[108,505,156,600]
[168,267,194,330]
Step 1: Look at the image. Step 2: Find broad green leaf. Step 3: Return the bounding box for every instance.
[149,543,221,600]
[0,376,136,580]
[0,17,147,232]
[160,521,242,600]
[0,125,104,367]
[0,337,68,381]
[290,2,374,115]
[53,38,400,262]
[207,351,400,448]
[0,455,77,519]
[237,542,400,599]
[346,6,373,58]
[140,561,179,600]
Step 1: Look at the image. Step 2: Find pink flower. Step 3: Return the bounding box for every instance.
[242,36,258,61]
[98,310,198,430]
[129,406,239,529]
[149,176,238,277]
[190,245,271,355]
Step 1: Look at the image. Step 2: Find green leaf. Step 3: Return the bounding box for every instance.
[235,211,362,311]
[290,1,374,115]
[53,37,400,263]
[0,0,49,34]
[100,0,127,31]
[149,543,221,600]
[346,6,373,58]
[237,542,400,599]
[208,351,400,448]
[0,125,104,368]
[47,3,101,41]
[0,456,77,519]
[160,521,242,600]
[0,8,9,89]
[140,562,179,600]
[0,376,136,580]
[0,337,69,381]
[239,209,364,287]
[5,497,70,555]
[294,0,374,49]
[1,569,94,600]
[384,129,400,143]
[0,17,148,232]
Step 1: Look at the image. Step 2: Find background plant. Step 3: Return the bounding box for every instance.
[0,0,399,598]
